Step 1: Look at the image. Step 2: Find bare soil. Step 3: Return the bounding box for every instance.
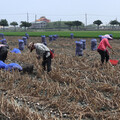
[0,36,120,120]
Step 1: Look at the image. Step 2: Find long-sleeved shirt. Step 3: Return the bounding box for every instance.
[97,38,112,51]
[34,43,50,57]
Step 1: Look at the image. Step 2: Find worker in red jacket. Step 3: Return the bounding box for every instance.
[97,34,114,65]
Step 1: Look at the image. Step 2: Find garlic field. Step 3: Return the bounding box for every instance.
[0,36,120,120]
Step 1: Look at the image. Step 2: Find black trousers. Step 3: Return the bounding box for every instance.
[0,46,8,62]
[97,49,109,64]
[42,52,51,72]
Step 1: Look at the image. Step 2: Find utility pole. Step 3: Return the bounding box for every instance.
[59,19,61,31]
[35,14,37,22]
[27,12,29,22]
[85,13,87,29]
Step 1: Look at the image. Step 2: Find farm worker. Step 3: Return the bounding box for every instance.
[28,42,53,72]
[97,34,113,65]
[0,44,9,62]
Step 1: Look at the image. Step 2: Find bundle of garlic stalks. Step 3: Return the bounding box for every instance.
[0,36,120,120]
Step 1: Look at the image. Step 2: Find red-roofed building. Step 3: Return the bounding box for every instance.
[36,16,50,23]
[30,16,51,28]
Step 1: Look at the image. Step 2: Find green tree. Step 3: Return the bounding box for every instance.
[20,21,31,30]
[10,21,18,31]
[64,21,74,30]
[0,19,9,30]
[109,20,119,29]
[109,20,119,26]
[118,22,120,26]
[72,21,83,30]
[93,20,102,29]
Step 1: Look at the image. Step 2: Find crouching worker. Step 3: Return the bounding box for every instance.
[97,34,113,65]
[0,44,9,62]
[28,42,53,72]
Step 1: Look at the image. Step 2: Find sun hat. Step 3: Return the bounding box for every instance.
[103,34,113,40]
[28,42,34,48]
[28,42,35,52]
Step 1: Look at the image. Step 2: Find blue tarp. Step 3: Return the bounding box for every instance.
[18,39,24,43]
[10,48,21,54]
[0,61,22,71]
[5,63,22,71]
[0,60,7,69]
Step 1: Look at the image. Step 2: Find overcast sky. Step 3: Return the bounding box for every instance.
[0,0,120,25]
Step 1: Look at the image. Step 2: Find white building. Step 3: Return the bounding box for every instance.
[30,21,47,29]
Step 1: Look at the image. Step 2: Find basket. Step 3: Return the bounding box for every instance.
[109,59,119,66]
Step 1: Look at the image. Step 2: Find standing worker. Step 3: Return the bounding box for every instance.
[97,34,114,65]
[28,42,53,72]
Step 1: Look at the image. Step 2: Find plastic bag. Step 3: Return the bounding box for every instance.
[5,63,22,71]
[50,50,54,59]
[0,60,7,68]
[10,48,21,54]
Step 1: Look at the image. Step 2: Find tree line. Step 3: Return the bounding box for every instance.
[64,20,120,30]
[0,18,120,31]
[0,19,31,31]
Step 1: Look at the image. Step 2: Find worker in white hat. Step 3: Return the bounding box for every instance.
[28,42,52,72]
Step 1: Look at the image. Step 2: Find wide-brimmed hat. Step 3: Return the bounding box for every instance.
[28,42,34,49]
[103,34,113,40]
[28,42,35,52]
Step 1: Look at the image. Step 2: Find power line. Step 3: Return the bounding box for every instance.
[0,13,27,15]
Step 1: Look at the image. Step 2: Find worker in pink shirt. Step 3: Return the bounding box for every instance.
[97,34,113,64]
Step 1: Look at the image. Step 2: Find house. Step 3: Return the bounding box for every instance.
[30,16,50,29]
[36,16,50,23]
[30,21,48,28]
